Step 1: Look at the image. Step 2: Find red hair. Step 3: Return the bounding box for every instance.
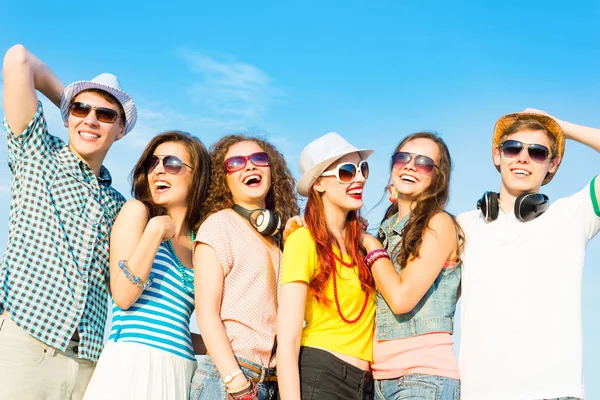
[304,188,375,304]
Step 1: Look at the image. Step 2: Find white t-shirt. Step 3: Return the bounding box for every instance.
[458,178,600,400]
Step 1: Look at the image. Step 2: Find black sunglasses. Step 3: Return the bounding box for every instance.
[148,155,193,175]
[499,140,552,163]
[391,152,438,175]
[69,102,122,124]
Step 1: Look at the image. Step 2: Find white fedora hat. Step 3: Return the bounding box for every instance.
[297,132,374,197]
[60,73,137,138]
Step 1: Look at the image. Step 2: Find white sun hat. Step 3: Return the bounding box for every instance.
[297,132,374,197]
[60,73,137,137]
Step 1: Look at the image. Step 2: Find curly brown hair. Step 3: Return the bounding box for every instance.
[381,132,464,268]
[202,135,300,248]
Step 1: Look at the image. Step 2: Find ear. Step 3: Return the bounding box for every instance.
[116,126,126,140]
[492,146,502,168]
[548,155,561,174]
[313,177,326,193]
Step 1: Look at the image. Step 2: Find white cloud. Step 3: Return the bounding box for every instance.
[178,49,284,120]
[0,51,285,153]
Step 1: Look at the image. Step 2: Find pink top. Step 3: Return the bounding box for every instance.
[196,209,281,367]
[371,260,460,381]
[371,332,460,380]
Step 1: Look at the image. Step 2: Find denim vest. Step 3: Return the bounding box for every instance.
[375,213,461,340]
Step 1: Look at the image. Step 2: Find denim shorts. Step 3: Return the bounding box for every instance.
[189,356,277,400]
[299,346,373,400]
[374,373,460,400]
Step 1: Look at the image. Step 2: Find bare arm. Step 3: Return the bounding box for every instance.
[364,213,458,314]
[3,45,64,134]
[559,119,600,153]
[109,200,174,310]
[559,119,600,203]
[524,108,600,201]
[523,108,600,152]
[276,282,307,400]
[194,243,249,391]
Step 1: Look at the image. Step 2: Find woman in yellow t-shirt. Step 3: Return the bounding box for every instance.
[277,132,381,400]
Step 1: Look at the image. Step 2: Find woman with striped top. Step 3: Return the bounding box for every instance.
[83,131,210,400]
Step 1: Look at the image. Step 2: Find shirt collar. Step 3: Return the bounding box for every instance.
[379,212,411,239]
[55,146,113,186]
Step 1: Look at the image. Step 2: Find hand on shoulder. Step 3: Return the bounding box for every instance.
[361,232,383,253]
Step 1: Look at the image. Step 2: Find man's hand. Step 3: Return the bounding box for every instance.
[3,45,64,134]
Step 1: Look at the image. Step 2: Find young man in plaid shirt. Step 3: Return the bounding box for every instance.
[0,44,137,399]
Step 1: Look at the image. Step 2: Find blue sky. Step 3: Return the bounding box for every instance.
[1,0,599,396]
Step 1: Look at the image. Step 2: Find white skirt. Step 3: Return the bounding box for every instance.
[83,341,198,400]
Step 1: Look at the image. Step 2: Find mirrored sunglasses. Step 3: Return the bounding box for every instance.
[224,152,270,174]
[147,155,193,175]
[391,151,438,175]
[499,140,551,163]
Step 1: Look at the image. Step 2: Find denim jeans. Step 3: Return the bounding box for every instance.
[189,356,277,400]
[374,374,460,400]
[299,346,373,400]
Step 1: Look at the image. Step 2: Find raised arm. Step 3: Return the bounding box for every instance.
[564,120,600,204]
[363,212,458,314]
[524,108,600,203]
[3,45,64,134]
[109,200,174,310]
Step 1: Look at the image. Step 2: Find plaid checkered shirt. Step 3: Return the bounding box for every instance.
[0,102,126,362]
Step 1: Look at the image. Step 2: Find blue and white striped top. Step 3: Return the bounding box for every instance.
[108,243,195,361]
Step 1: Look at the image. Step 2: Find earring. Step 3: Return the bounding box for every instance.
[388,185,398,203]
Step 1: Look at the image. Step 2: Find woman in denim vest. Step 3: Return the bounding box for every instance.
[361,132,463,400]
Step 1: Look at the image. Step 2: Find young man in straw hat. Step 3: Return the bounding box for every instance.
[457,109,600,399]
[0,44,137,399]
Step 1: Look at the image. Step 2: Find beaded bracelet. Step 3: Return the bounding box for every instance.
[118,260,154,289]
[365,249,390,270]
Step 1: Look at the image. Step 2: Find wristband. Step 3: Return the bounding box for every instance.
[365,249,389,269]
[227,381,258,399]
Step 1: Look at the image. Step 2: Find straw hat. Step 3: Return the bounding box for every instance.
[492,112,565,185]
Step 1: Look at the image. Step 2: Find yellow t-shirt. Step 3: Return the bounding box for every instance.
[280,227,375,362]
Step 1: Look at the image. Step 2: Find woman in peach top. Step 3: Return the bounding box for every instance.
[362,132,463,399]
[190,135,298,400]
